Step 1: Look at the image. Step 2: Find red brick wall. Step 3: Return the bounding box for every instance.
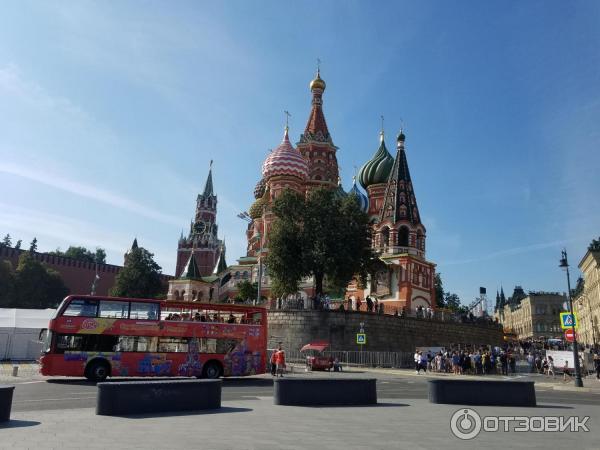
[0,247,172,296]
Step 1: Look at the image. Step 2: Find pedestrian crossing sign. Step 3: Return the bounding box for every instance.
[559,312,577,330]
[356,333,366,345]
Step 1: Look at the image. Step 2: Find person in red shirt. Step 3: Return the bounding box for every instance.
[276,348,286,377]
[270,350,278,376]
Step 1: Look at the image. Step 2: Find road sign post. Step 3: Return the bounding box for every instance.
[565,329,577,343]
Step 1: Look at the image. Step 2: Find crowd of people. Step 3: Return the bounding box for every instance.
[413,344,600,381]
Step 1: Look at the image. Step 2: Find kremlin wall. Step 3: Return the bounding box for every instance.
[267,310,504,353]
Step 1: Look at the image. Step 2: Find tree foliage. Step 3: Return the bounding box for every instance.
[49,246,107,264]
[236,280,258,302]
[29,237,38,253]
[110,247,164,298]
[434,273,445,308]
[266,188,372,297]
[1,234,11,248]
[0,253,69,308]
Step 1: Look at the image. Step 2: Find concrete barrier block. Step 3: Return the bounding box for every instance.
[274,378,377,406]
[0,385,15,422]
[96,379,221,416]
[428,379,536,407]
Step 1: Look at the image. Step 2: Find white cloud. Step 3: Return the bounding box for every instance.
[0,162,181,227]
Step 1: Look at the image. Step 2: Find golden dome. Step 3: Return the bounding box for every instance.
[309,70,326,91]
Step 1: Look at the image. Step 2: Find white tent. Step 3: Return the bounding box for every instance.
[0,308,56,360]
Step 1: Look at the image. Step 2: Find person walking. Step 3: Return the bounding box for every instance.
[594,352,600,380]
[547,355,555,377]
[414,350,421,374]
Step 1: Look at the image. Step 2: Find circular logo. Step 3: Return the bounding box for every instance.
[450,408,482,440]
[81,319,98,330]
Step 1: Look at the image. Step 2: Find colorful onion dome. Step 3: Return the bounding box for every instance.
[248,196,267,219]
[334,177,347,200]
[253,178,266,199]
[357,132,394,190]
[348,176,369,213]
[309,69,326,91]
[262,127,309,181]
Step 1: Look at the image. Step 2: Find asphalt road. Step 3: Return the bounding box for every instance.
[10,371,600,412]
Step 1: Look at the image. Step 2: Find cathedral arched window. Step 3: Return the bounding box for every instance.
[242,271,249,279]
[398,226,409,247]
[234,271,240,279]
[416,230,424,250]
[381,227,390,248]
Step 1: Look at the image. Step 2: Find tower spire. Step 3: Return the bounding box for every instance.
[378,130,422,225]
[203,162,214,197]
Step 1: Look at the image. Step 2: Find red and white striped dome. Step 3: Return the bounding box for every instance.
[262,128,309,181]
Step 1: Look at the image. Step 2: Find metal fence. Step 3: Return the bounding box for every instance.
[273,349,413,369]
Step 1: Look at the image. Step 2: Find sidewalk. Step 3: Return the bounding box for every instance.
[1,397,598,450]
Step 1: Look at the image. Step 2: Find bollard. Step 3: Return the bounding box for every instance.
[12,366,18,377]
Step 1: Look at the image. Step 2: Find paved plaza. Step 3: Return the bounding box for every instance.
[2,368,600,449]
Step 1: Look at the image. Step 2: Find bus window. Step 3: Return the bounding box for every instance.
[55,334,118,353]
[129,302,159,320]
[98,300,129,319]
[62,298,98,317]
[116,336,158,352]
[158,337,188,353]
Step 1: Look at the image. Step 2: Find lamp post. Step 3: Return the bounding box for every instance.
[238,211,262,306]
[559,249,584,387]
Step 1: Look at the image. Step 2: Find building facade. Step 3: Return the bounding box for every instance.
[573,239,600,348]
[494,292,566,340]
[229,70,436,311]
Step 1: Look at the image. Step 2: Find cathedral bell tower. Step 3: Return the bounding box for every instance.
[296,68,340,190]
[175,162,223,277]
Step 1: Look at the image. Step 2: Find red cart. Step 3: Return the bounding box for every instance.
[301,341,333,371]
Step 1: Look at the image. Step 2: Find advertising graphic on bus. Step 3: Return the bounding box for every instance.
[39,295,268,381]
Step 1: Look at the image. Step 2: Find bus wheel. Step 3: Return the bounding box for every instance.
[202,361,222,379]
[86,360,110,382]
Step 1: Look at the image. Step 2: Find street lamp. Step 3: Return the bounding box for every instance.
[559,249,584,388]
[238,211,262,306]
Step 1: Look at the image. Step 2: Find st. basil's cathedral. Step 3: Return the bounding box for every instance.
[167,69,436,313]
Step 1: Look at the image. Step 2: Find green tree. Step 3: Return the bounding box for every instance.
[0,260,16,307]
[434,273,445,308]
[236,280,258,302]
[14,253,69,308]
[1,234,11,248]
[444,292,461,311]
[266,188,371,297]
[110,247,164,298]
[14,240,22,250]
[267,190,307,297]
[49,246,107,264]
[29,237,38,253]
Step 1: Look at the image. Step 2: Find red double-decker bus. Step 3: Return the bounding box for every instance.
[39,295,267,381]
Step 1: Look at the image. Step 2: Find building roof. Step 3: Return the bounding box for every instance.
[378,132,422,225]
[0,308,55,329]
[262,127,309,181]
[213,246,228,275]
[357,132,394,189]
[180,253,202,280]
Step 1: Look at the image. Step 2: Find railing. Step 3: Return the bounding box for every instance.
[268,301,501,328]
[277,349,414,369]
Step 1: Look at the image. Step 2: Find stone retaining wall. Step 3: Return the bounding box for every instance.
[267,310,503,352]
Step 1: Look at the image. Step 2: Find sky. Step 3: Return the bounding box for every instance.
[1,1,599,307]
